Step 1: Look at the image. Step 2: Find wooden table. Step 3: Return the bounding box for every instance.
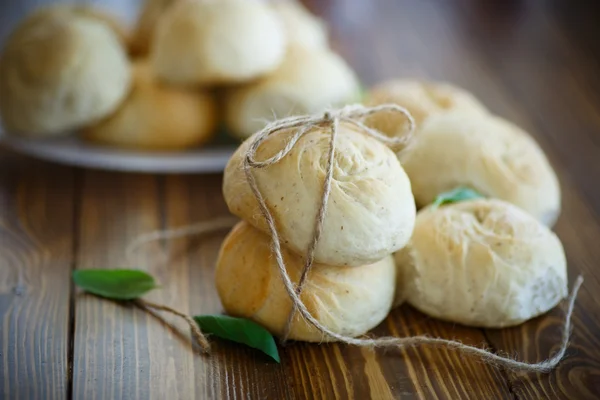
[2,0,600,399]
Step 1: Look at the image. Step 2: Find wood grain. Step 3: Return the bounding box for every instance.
[71,172,165,400]
[0,152,74,400]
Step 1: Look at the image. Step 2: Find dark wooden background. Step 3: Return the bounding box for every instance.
[1,0,600,399]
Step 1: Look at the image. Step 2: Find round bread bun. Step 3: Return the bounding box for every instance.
[129,0,177,57]
[59,4,129,46]
[151,0,286,85]
[225,45,360,139]
[364,79,487,136]
[82,61,217,151]
[15,4,130,46]
[216,221,397,342]
[0,7,131,136]
[271,0,328,50]
[223,121,416,267]
[395,199,568,328]
[400,112,561,226]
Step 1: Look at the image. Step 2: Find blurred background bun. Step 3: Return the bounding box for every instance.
[271,0,329,50]
[0,5,131,136]
[129,0,177,57]
[43,3,130,45]
[364,79,487,135]
[151,0,287,85]
[225,45,360,139]
[82,61,217,150]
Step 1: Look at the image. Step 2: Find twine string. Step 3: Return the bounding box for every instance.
[135,298,211,352]
[281,113,339,342]
[124,216,238,352]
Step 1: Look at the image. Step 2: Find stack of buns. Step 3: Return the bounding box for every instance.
[216,78,569,340]
[0,0,359,150]
[364,80,566,329]
[217,121,417,341]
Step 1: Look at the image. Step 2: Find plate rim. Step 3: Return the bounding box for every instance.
[0,132,237,174]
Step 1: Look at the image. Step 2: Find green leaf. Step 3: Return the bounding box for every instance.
[194,315,280,363]
[431,187,485,208]
[73,269,158,300]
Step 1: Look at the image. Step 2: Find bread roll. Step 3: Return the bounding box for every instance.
[395,199,568,328]
[129,0,177,57]
[225,46,360,139]
[216,221,396,342]
[151,0,286,85]
[82,61,217,150]
[400,112,561,226]
[223,121,416,267]
[61,5,129,46]
[364,80,487,136]
[0,7,131,136]
[271,0,328,50]
[14,4,130,45]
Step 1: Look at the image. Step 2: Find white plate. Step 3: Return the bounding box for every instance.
[0,128,239,174]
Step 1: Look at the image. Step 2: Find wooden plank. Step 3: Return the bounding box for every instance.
[71,171,294,399]
[164,174,293,399]
[71,171,180,399]
[0,151,74,400]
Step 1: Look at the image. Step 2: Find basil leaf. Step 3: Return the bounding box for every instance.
[194,315,280,363]
[431,187,485,208]
[73,269,158,300]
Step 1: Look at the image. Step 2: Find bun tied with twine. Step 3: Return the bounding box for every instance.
[216,221,397,342]
[223,104,417,267]
[216,103,584,373]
